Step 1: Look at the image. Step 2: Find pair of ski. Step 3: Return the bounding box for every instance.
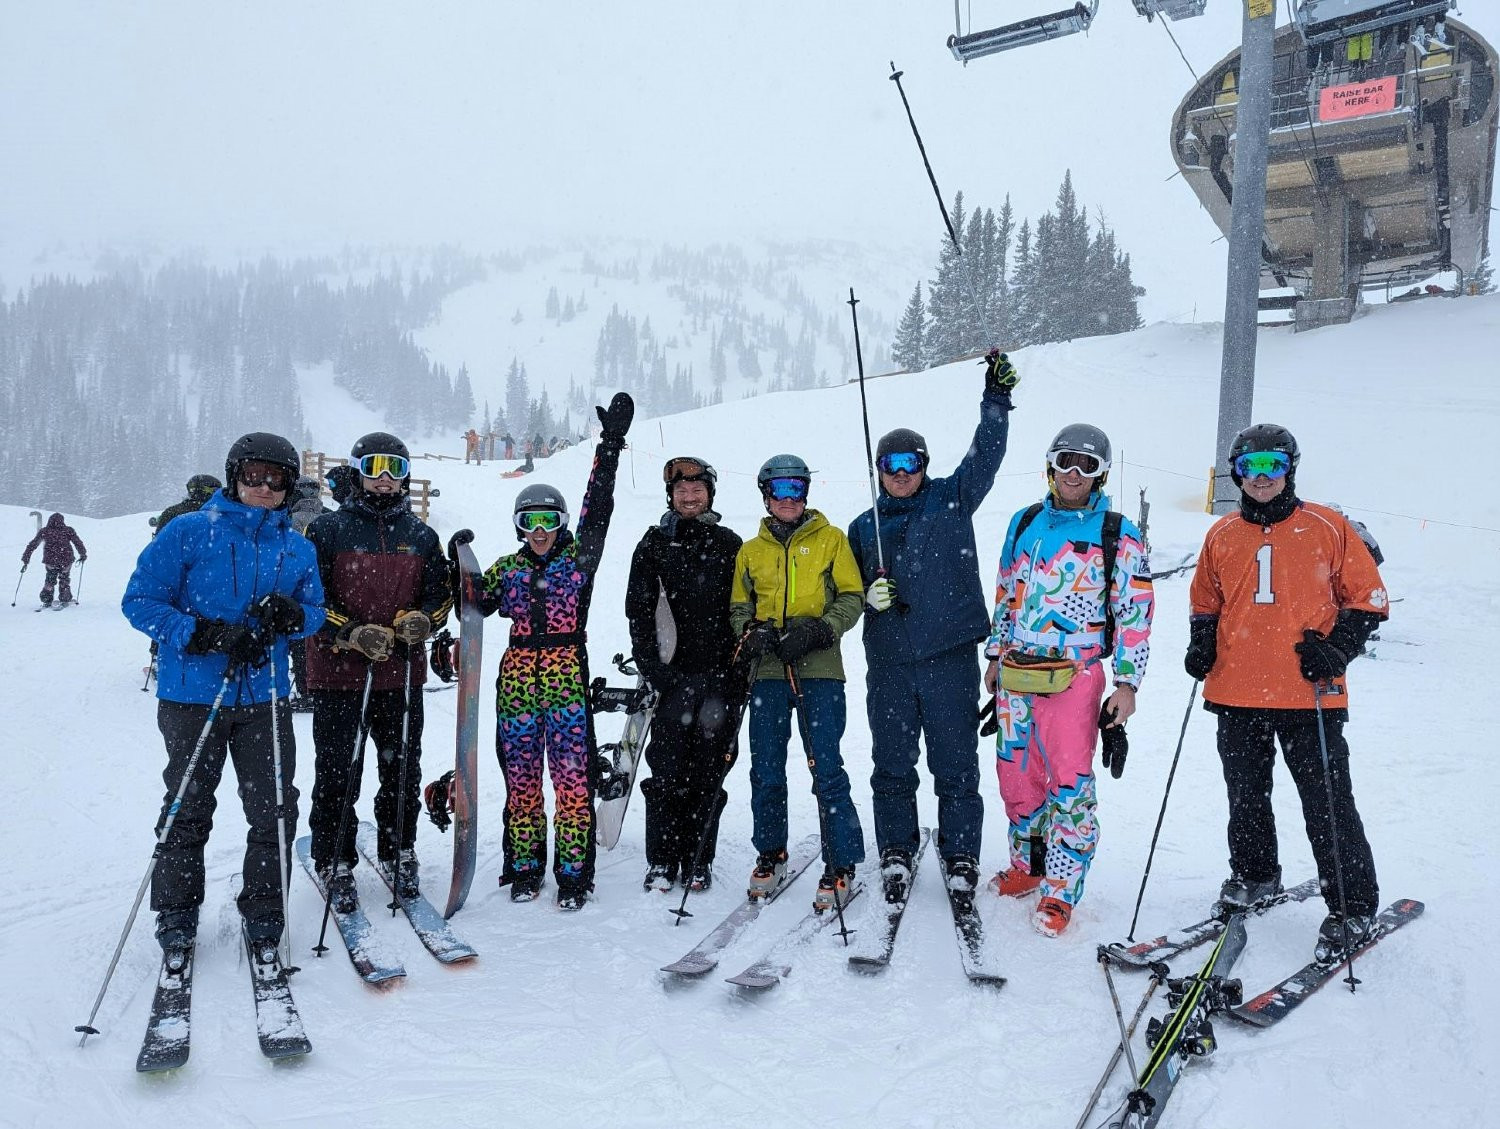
[296,823,477,986]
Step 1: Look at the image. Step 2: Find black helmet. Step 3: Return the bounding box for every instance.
[186,473,222,502]
[351,432,411,462]
[663,456,718,503]
[513,482,569,539]
[756,454,813,489]
[1228,423,1299,484]
[224,433,299,504]
[876,428,930,466]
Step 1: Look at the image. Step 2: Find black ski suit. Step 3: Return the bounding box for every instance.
[625,511,744,872]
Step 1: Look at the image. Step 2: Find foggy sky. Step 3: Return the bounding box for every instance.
[3,2,1496,323]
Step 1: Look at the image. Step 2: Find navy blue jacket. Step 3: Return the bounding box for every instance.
[847,390,1010,665]
[123,490,326,705]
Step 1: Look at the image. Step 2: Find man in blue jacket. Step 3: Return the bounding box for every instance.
[123,433,326,968]
[847,351,1018,906]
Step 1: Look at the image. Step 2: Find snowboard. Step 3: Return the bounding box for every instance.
[442,530,484,919]
[592,653,659,851]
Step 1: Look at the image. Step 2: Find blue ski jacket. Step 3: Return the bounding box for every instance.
[123,489,326,706]
[847,389,1010,665]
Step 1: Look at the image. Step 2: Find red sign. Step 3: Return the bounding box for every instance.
[1318,76,1398,121]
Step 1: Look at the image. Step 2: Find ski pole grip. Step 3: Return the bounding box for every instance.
[448,528,475,553]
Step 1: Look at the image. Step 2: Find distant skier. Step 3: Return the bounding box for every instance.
[121,432,325,965]
[304,434,451,909]
[22,512,87,607]
[152,474,222,537]
[287,476,329,710]
[625,456,744,893]
[476,393,633,909]
[1187,424,1388,961]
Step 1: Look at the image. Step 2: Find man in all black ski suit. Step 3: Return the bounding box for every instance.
[625,457,744,893]
[305,433,452,909]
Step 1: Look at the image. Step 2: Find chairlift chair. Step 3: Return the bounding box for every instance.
[1292,0,1455,47]
[948,1,1099,63]
[1132,0,1208,22]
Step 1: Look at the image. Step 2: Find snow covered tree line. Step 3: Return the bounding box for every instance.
[892,172,1145,372]
[0,252,483,518]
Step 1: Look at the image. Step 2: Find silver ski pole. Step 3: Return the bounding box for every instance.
[267,647,295,971]
[1075,956,1166,1129]
[1314,681,1360,992]
[75,671,235,1046]
[390,651,416,917]
[314,661,375,955]
[10,562,25,607]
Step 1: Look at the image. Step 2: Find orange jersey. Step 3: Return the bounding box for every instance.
[1190,501,1388,710]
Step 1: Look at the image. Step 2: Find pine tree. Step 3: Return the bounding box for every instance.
[505,358,531,438]
[892,282,926,371]
[925,192,968,365]
[545,286,561,320]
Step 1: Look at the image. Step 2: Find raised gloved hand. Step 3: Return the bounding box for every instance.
[186,618,267,666]
[865,577,897,613]
[254,592,304,635]
[738,621,779,660]
[1099,702,1128,779]
[393,609,432,645]
[429,629,456,682]
[777,617,836,664]
[339,622,395,662]
[983,349,1019,397]
[1184,615,1218,681]
[1295,629,1349,682]
[596,392,634,444]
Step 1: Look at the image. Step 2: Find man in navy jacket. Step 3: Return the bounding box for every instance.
[847,352,1017,904]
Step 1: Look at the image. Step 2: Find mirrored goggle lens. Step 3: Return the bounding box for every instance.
[514,509,564,532]
[238,461,290,490]
[663,457,710,484]
[764,477,809,501]
[877,452,924,476]
[1048,451,1105,478]
[1234,451,1291,479]
[358,453,409,480]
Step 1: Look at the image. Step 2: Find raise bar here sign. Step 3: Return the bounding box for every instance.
[1318,76,1398,121]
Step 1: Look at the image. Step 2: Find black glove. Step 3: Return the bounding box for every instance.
[1184,615,1218,681]
[429,629,456,682]
[738,621,779,660]
[983,348,1019,398]
[596,392,634,444]
[1099,702,1128,779]
[186,618,266,666]
[253,592,304,635]
[978,698,998,737]
[1295,629,1349,682]
[777,617,836,664]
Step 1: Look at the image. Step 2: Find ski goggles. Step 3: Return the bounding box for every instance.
[877,451,925,476]
[1047,450,1105,478]
[663,457,713,485]
[514,509,565,533]
[357,453,410,480]
[237,461,291,491]
[1233,450,1292,480]
[763,476,809,502]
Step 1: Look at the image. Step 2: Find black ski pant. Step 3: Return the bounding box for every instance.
[290,639,309,698]
[1215,705,1379,916]
[151,699,298,937]
[309,686,423,867]
[641,674,740,872]
[40,565,72,604]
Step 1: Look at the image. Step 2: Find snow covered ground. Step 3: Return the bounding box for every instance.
[3,294,1496,1128]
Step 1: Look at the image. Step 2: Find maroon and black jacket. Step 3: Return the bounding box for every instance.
[23,513,86,570]
[304,491,452,692]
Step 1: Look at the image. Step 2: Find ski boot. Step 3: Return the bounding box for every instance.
[1213,870,1282,916]
[1314,910,1376,962]
[988,868,1043,898]
[813,866,855,914]
[317,863,360,914]
[880,847,914,905]
[155,908,198,953]
[1033,895,1073,938]
[685,862,713,892]
[643,863,676,893]
[391,849,420,899]
[748,848,788,900]
[508,871,544,902]
[944,854,981,915]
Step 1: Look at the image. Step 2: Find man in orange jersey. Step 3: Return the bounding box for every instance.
[1188,424,1388,960]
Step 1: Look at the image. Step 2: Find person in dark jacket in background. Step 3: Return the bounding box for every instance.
[304,433,452,910]
[286,476,330,710]
[152,474,223,537]
[846,349,1017,907]
[625,456,744,893]
[23,512,87,607]
[122,432,324,967]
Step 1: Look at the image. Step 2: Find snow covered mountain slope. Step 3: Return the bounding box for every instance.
[2,294,1495,1128]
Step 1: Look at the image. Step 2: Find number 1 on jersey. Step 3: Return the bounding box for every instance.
[1253,543,1275,604]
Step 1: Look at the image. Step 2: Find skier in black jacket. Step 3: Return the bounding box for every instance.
[625,456,744,892]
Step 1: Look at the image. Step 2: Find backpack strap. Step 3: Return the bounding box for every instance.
[1101,510,1122,658]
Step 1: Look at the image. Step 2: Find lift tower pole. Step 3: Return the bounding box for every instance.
[1212,0,1277,513]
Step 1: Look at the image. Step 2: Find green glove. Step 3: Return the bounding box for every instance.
[984,349,1019,396]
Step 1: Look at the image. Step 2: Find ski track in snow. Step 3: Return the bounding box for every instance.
[2,296,1498,1126]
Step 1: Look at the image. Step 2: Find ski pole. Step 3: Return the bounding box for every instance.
[847,288,885,574]
[10,562,25,607]
[1075,956,1167,1129]
[1314,681,1361,992]
[1125,679,1199,941]
[314,662,375,956]
[73,558,84,604]
[785,662,854,944]
[266,645,296,972]
[887,62,992,347]
[389,650,416,917]
[76,669,236,1046]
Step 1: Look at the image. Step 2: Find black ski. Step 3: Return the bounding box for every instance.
[135,947,194,1073]
[1229,897,1424,1028]
[356,821,478,964]
[1102,877,1321,969]
[660,833,822,977]
[1105,915,1249,1129]
[242,928,312,1060]
[848,827,932,973]
[724,877,865,990]
[295,836,406,984]
[940,855,1005,987]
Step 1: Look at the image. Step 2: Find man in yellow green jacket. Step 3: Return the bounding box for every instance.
[730,454,865,913]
